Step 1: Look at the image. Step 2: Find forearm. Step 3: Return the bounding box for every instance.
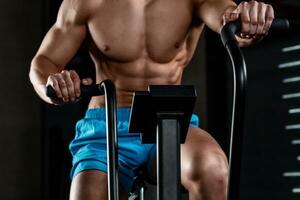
[29,55,63,104]
[197,0,237,33]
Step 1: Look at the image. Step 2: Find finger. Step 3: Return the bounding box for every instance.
[240,2,251,35]
[263,4,274,34]
[223,8,240,24]
[56,73,69,102]
[249,0,258,35]
[236,36,254,47]
[229,11,239,22]
[250,33,264,43]
[69,70,81,98]
[46,75,62,98]
[61,70,76,101]
[81,78,93,85]
[256,2,266,34]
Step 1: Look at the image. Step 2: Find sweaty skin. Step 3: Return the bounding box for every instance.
[29,0,274,199]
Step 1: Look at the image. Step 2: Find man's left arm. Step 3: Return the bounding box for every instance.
[196,0,274,47]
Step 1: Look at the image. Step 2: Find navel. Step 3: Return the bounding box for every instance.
[174,42,180,49]
[103,45,110,51]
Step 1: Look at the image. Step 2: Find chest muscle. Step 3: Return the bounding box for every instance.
[87,0,194,63]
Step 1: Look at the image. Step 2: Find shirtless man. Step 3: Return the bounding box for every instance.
[29,0,274,199]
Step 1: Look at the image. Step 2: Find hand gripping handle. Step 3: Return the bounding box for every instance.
[221,18,289,46]
[46,84,104,98]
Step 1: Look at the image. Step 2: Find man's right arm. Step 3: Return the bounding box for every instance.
[29,0,90,104]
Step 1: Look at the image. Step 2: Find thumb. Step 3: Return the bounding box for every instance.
[81,78,93,85]
[223,7,240,24]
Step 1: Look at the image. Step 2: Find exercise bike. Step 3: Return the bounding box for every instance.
[46,18,289,200]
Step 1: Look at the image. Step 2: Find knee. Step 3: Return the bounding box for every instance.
[202,152,228,182]
[183,151,228,190]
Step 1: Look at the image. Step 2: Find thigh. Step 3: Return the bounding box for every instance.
[148,126,228,182]
[182,126,226,160]
[69,170,127,200]
[180,126,228,183]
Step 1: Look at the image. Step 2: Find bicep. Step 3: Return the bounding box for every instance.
[35,0,87,70]
[37,23,86,69]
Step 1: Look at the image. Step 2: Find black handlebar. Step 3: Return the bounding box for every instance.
[222,18,289,200]
[221,18,290,46]
[100,80,119,200]
[47,80,119,200]
[46,84,105,98]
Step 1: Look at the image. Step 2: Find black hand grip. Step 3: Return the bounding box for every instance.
[221,18,290,46]
[46,84,104,98]
[270,18,290,33]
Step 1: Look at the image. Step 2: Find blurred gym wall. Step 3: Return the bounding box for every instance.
[0,0,45,199]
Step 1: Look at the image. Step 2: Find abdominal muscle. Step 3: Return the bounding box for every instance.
[88,53,186,108]
[86,21,204,108]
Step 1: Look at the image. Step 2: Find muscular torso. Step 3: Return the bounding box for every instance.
[83,0,204,107]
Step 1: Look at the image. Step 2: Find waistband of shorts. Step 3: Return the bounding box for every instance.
[84,107,131,121]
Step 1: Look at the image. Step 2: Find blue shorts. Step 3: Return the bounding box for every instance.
[69,108,199,193]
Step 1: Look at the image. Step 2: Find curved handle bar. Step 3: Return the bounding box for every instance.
[221,18,290,46]
[46,80,119,200]
[46,84,104,98]
[101,80,119,200]
[221,18,289,200]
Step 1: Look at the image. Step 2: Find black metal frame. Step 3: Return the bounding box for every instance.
[129,116,183,200]
[220,19,289,200]
[157,117,181,200]
[46,80,119,200]
[221,22,247,200]
[129,85,196,200]
[101,80,119,200]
